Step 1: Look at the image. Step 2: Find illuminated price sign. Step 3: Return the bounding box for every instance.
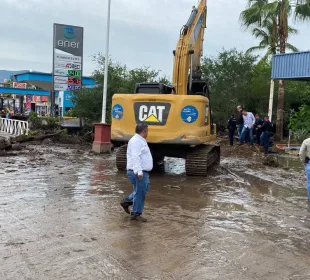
[65,63,81,70]
[67,85,81,91]
[68,70,81,77]
[68,78,81,85]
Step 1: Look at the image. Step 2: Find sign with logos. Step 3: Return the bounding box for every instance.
[112,104,124,120]
[54,54,82,63]
[13,82,27,89]
[134,102,171,126]
[54,83,69,91]
[36,102,48,107]
[54,76,81,85]
[54,83,81,91]
[54,61,82,70]
[34,96,41,102]
[53,24,83,91]
[54,76,69,84]
[181,105,199,123]
[26,96,32,110]
[53,69,68,76]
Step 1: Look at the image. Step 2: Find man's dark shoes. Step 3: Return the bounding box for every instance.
[130,215,147,222]
[120,200,130,214]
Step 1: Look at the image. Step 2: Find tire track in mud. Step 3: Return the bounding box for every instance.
[0,186,146,279]
[214,157,310,257]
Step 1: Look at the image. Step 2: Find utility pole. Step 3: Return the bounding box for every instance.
[92,0,112,153]
[101,0,111,123]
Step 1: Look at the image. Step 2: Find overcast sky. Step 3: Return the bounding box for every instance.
[1,0,309,77]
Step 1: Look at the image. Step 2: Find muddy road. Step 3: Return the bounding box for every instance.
[0,143,310,280]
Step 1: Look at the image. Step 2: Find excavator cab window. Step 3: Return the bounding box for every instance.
[189,80,207,96]
[135,83,173,94]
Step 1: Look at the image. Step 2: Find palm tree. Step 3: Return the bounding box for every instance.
[246,19,299,61]
[240,0,310,140]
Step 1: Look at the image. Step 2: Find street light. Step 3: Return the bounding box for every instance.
[101,0,111,123]
[92,0,112,153]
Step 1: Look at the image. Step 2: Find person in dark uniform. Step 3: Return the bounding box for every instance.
[260,115,273,154]
[254,114,264,145]
[227,114,237,146]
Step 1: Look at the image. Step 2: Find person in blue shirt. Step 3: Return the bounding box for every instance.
[239,110,255,147]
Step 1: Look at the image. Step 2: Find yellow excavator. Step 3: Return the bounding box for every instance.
[111,0,220,176]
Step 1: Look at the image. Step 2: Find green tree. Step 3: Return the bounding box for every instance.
[240,0,310,140]
[201,49,266,130]
[246,18,298,61]
[289,104,310,131]
[248,60,272,113]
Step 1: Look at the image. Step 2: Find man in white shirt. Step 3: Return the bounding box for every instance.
[120,124,153,222]
[239,110,255,147]
[299,137,310,200]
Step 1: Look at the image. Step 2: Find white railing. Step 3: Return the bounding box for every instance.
[0,118,29,136]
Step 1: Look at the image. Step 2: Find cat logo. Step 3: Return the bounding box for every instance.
[134,102,171,126]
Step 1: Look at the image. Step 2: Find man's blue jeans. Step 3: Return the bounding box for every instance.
[260,132,265,145]
[124,170,150,215]
[240,127,254,145]
[305,164,310,200]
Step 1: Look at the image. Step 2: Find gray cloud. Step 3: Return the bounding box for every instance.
[1,0,309,77]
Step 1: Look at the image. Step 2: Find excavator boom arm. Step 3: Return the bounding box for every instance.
[172,0,207,95]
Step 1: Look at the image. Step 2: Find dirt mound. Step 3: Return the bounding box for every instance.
[263,155,279,167]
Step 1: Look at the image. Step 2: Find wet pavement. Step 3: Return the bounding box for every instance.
[1,143,310,280]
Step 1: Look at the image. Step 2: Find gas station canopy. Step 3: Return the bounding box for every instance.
[0,87,50,96]
[13,71,95,92]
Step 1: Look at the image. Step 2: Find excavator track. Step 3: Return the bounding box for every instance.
[152,156,165,172]
[115,145,165,172]
[185,145,220,176]
[116,145,127,170]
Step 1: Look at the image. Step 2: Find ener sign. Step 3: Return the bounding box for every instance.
[53,24,84,91]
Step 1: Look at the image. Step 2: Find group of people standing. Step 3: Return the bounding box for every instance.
[227,106,273,154]
[0,109,13,119]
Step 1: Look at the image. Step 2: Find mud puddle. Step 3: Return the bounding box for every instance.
[277,154,303,171]
[0,144,310,279]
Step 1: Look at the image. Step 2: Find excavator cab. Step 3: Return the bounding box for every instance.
[135,83,173,94]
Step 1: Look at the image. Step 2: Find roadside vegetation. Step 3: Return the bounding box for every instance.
[72,51,310,141]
